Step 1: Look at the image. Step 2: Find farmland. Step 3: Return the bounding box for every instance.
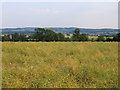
[2,42,118,88]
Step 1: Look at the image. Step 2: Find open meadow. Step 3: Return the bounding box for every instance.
[2,42,118,88]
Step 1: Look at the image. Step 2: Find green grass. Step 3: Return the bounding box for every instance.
[2,42,118,88]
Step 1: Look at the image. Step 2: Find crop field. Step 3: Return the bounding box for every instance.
[88,36,113,41]
[2,42,118,88]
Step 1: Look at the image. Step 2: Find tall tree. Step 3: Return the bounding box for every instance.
[72,28,80,41]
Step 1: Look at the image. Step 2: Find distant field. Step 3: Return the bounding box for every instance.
[88,36,113,40]
[2,42,118,88]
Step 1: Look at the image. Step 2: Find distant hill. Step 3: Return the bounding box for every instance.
[1,27,118,35]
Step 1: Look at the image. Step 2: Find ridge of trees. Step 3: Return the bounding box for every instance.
[1,28,120,42]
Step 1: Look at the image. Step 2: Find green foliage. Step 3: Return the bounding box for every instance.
[12,33,27,41]
[72,28,80,41]
[18,34,27,41]
[97,35,105,41]
[33,28,58,41]
[33,28,46,41]
[79,34,88,41]
[2,35,9,41]
[57,33,65,41]
[113,33,120,41]
[45,29,58,41]
[2,28,120,42]
[2,33,27,41]
[106,37,113,42]
[11,33,19,41]
[72,29,89,41]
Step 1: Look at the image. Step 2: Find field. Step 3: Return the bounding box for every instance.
[88,36,113,41]
[2,42,118,88]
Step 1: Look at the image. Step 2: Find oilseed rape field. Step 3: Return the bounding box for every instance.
[2,42,118,88]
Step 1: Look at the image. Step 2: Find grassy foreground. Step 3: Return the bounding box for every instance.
[2,42,118,88]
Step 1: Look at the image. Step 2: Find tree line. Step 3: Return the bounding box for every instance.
[1,28,120,42]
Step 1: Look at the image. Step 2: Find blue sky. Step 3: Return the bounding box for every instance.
[2,2,118,28]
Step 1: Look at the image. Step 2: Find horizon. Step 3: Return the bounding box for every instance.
[0,26,119,29]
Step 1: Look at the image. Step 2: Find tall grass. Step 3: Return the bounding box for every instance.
[2,42,118,88]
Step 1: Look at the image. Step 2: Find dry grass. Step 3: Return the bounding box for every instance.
[2,42,118,88]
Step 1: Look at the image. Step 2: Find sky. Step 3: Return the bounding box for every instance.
[1,0,120,2]
[2,1,118,29]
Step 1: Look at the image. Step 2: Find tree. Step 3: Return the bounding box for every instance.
[45,29,57,41]
[113,33,120,41]
[0,36,1,41]
[79,33,88,41]
[72,28,80,41]
[2,35,8,41]
[33,28,46,41]
[97,35,105,41]
[57,33,65,41]
[18,34,27,41]
[11,33,27,41]
[118,33,120,41]
[32,28,58,41]
[12,33,19,41]
[65,37,71,42]
[106,37,113,42]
